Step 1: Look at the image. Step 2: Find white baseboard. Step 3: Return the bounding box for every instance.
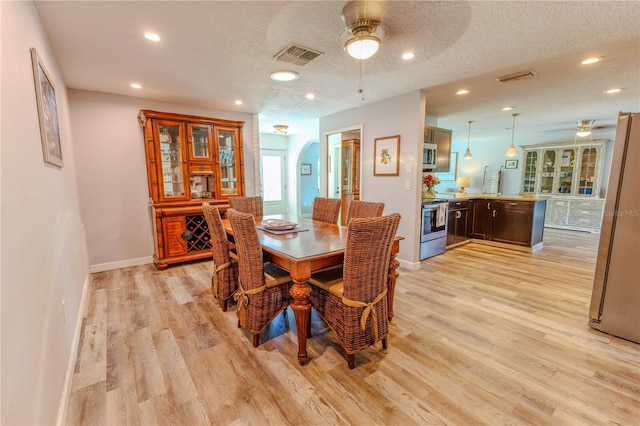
[56,273,90,425]
[90,256,153,273]
[398,258,420,271]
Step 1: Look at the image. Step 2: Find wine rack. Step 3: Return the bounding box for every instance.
[184,215,212,252]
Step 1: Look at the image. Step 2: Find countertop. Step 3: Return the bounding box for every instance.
[434,193,549,202]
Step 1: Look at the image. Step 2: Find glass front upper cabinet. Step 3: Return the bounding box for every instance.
[522,151,538,193]
[558,148,575,194]
[157,121,187,200]
[540,149,556,194]
[216,127,239,197]
[578,147,598,195]
[187,123,213,161]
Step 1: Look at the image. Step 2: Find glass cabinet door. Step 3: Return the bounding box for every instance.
[157,120,187,199]
[187,123,213,161]
[578,147,598,195]
[341,143,353,191]
[216,127,239,197]
[353,142,360,192]
[522,151,538,193]
[540,149,556,194]
[558,148,575,194]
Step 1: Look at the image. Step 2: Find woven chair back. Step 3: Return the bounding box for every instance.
[342,213,400,302]
[312,197,342,224]
[227,209,265,291]
[202,203,232,265]
[346,200,385,223]
[229,196,263,216]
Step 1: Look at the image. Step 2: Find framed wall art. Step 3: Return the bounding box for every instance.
[373,135,400,176]
[505,159,518,169]
[31,48,63,167]
[300,163,312,175]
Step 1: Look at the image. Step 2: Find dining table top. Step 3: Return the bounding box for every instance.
[221,214,348,262]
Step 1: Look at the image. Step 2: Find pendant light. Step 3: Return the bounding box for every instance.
[505,113,519,157]
[464,120,474,159]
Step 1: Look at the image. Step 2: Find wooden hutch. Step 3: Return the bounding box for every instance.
[138,109,245,269]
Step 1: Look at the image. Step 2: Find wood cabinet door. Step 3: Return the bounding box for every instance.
[470,200,492,239]
[456,209,469,243]
[163,216,188,257]
[186,123,213,162]
[155,120,189,202]
[491,206,533,246]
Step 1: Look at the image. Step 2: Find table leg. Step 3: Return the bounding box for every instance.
[387,252,400,321]
[290,279,311,365]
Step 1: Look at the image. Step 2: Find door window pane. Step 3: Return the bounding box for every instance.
[262,155,282,202]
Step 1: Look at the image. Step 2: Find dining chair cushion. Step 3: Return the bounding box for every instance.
[264,262,293,288]
[308,267,344,297]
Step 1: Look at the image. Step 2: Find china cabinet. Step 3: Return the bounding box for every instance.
[341,139,360,225]
[520,139,609,232]
[139,110,245,269]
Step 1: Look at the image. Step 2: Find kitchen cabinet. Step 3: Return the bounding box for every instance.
[341,139,360,225]
[470,199,546,248]
[139,109,245,269]
[446,200,469,247]
[425,125,452,172]
[520,140,609,232]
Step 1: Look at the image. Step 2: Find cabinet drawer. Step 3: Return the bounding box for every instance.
[448,200,469,210]
[567,215,603,228]
[571,200,605,211]
[189,164,214,174]
[569,208,604,219]
[494,200,534,211]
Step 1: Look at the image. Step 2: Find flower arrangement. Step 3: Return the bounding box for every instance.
[422,174,441,189]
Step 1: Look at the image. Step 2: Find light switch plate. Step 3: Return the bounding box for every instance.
[406,163,412,174]
[404,180,411,190]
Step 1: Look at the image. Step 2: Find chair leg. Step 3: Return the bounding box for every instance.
[382,337,388,349]
[237,318,241,328]
[221,298,228,312]
[252,333,260,348]
[347,354,355,369]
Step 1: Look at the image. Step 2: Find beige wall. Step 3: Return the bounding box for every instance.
[1,2,88,424]
[68,90,255,271]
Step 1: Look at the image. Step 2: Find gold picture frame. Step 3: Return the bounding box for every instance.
[373,135,400,176]
[31,48,63,167]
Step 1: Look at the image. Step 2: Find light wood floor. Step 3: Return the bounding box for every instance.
[66,229,640,425]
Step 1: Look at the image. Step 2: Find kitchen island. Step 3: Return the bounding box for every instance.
[442,194,547,252]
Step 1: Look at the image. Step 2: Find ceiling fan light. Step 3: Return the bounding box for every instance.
[576,130,592,137]
[345,34,380,60]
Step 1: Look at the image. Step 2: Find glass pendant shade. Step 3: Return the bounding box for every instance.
[576,130,592,137]
[345,34,381,60]
[464,120,474,159]
[506,113,519,157]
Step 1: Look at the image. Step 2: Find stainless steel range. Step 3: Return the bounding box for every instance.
[420,199,448,260]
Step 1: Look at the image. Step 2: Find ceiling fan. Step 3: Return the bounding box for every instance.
[575,119,616,137]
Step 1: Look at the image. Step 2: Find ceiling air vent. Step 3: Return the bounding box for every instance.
[495,70,536,84]
[274,44,323,66]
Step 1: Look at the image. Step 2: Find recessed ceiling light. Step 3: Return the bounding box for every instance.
[502,106,514,111]
[270,71,299,82]
[402,52,414,60]
[581,57,600,65]
[130,83,142,89]
[144,32,160,42]
[234,100,243,105]
[306,93,315,100]
[456,89,470,95]
[606,88,623,94]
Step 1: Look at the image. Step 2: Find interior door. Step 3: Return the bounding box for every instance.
[260,149,287,215]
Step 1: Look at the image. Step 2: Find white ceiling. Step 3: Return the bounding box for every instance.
[34,1,640,145]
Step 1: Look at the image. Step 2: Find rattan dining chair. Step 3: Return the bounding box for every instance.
[346,200,385,223]
[227,208,293,347]
[202,203,238,311]
[309,213,401,369]
[312,197,342,224]
[229,196,263,217]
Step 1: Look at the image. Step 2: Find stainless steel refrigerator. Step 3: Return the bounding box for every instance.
[589,112,639,344]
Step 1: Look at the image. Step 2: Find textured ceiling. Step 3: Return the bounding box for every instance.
[34,1,640,144]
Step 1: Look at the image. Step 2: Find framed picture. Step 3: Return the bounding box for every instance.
[373,135,400,176]
[505,159,518,169]
[31,48,63,167]
[300,163,312,175]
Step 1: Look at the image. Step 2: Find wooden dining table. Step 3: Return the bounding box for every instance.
[222,214,403,365]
